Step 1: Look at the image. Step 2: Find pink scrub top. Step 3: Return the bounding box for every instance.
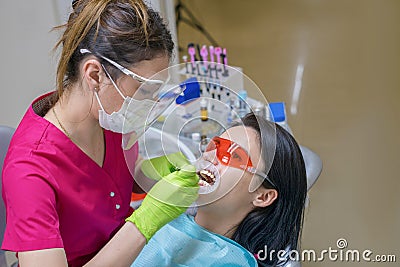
[1,93,138,266]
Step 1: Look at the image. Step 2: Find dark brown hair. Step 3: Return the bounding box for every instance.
[232,113,307,266]
[53,0,174,100]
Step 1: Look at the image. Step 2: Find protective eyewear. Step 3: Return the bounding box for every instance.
[80,49,179,100]
[205,136,277,188]
[80,49,164,84]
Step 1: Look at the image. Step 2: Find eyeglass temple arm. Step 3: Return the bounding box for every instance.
[246,166,277,188]
[80,49,163,84]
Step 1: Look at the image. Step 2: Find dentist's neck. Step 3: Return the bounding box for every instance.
[55,88,102,143]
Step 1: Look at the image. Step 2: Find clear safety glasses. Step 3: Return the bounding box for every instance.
[80,49,164,84]
[206,136,277,188]
[79,49,180,101]
[80,49,184,149]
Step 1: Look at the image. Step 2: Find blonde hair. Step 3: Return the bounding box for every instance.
[53,0,173,100]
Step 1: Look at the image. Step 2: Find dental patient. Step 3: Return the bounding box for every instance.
[132,113,307,266]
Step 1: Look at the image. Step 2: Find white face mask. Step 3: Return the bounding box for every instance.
[95,92,157,134]
[79,49,180,149]
[95,68,164,149]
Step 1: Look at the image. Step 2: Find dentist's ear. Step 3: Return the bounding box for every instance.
[252,188,278,208]
[82,59,103,90]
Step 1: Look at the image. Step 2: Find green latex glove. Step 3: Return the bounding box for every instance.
[141,152,191,181]
[127,164,199,242]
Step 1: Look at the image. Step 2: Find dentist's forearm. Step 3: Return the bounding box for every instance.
[84,222,145,267]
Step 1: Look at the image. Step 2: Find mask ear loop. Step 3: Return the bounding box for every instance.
[93,88,106,112]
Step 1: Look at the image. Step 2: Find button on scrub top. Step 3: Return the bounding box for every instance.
[1,93,138,267]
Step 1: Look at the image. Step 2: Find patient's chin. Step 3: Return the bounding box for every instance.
[195,192,221,207]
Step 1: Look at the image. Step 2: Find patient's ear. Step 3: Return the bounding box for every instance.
[252,188,278,208]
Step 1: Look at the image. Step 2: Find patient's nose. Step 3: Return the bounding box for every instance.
[201,149,219,165]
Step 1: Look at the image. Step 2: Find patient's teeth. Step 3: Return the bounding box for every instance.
[198,167,218,187]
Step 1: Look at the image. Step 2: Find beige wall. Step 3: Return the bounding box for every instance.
[0,1,64,128]
[177,0,400,266]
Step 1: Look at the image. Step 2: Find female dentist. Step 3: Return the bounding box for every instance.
[1,0,198,266]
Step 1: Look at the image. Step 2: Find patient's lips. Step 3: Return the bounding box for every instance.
[195,159,220,194]
[198,169,216,186]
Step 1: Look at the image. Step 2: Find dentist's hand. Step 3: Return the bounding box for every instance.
[126,164,199,242]
[141,152,191,181]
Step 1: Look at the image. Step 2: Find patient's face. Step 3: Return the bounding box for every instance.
[196,126,264,212]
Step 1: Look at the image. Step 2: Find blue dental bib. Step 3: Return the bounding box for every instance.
[132,214,257,266]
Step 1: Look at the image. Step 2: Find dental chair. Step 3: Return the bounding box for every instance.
[0,126,16,267]
[300,145,323,191]
[281,145,322,267]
